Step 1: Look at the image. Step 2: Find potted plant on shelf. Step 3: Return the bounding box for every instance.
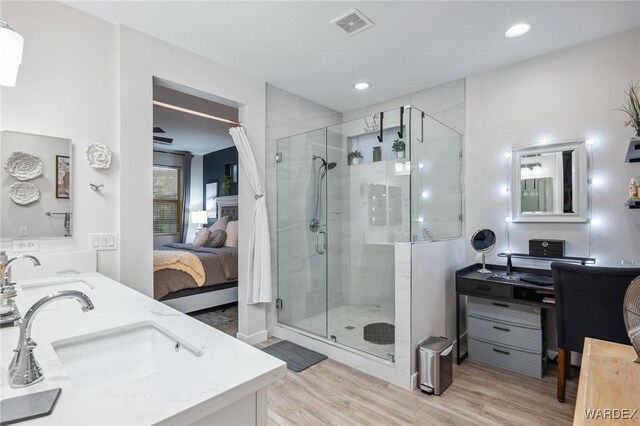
[618,81,640,163]
[222,174,233,195]
[619,81,640,138]
[392,138,406,159]
[348,150,363,165]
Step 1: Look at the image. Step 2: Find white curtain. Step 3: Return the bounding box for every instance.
[229,127,272,304]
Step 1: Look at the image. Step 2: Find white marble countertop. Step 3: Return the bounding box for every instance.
[0,273,286,425]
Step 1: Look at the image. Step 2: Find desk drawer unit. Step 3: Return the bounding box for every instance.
[467,297,542,328]
[468,315,543,353]
[457,279,512,299]
[467,296,545,378]
[468,337,545,378]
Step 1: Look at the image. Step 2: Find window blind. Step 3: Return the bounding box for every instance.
[153,165,183,234]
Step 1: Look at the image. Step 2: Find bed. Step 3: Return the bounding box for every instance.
[154,243,237,295]
[154,202,239,313]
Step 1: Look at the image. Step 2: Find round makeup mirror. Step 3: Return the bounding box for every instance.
[470,229,496,274]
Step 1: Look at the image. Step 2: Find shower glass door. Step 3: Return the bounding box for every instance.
[276,129,328,337]
[324,107,409,360]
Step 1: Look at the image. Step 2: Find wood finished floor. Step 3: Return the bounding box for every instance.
[257,338,578,426]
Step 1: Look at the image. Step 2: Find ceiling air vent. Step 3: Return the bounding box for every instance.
[330,9,373,36]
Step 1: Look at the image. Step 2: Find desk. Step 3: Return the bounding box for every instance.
[456,263,556,365]
[574,338,640,425]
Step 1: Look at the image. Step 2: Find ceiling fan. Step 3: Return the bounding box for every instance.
[153,127,173,145]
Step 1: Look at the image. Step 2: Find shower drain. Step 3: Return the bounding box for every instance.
[344,325,355,330]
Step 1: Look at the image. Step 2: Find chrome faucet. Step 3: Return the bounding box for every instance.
[0,255,41,322]
[8,290,94,387]
[2,255,41,288]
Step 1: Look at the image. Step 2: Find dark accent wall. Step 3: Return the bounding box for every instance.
[203,146,238,202]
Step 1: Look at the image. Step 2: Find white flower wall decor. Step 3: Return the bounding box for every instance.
[4,151,43,181]
[86,143,112,169]
[9,182,40,205]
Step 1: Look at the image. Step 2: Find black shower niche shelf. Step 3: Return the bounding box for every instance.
[624,138,640,163]
[625,198,640,209]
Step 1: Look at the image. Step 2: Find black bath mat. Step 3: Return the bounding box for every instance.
[363,322,395,345]
[261,340,327,372]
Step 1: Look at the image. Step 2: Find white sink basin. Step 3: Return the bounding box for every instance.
[52,321,202,393]
[21,279,94,296]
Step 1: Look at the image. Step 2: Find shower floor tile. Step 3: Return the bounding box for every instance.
[290,304,395,360]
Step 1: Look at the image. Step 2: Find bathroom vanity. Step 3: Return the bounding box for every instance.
[0,273,286,425]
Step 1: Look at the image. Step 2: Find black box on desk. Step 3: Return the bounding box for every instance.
[529,239,565,258]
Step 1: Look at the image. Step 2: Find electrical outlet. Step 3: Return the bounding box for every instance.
[12,240,40,253]
[89,233,118,251]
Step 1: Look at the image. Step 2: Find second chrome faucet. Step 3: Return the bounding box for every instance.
[0,255,41,323]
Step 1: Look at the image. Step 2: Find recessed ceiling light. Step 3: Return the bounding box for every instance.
[505,23,531,38]
[354,82,370,90]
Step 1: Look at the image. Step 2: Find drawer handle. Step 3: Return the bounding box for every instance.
[493,326,511,332]
[474,285,491,291]
[492,302,509,308]
[492,348,510,355]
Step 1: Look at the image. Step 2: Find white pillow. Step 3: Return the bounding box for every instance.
[209,215,229,232]
[225,220,238,247]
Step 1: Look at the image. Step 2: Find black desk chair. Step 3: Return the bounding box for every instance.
[551,262,640,402]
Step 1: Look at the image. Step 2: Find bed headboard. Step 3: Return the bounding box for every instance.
[220,205,238,221]
[216,195,239,221]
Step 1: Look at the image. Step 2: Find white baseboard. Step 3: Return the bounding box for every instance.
[237,329,269,345]
[410,372,419,390]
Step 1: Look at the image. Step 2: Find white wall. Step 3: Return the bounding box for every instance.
[0,1,120,278]
[2,1,270,343]
[118,26,268,342]
[1,132,71,239]
[410,239,466,373]
[466,29,640,267]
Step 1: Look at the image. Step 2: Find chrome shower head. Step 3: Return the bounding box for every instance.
[327,162,337,170]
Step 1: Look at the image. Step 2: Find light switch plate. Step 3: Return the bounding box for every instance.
[12,240,40,253]
[89,233,118,251]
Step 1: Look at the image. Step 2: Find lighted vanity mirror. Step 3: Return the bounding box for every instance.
[510,139,589,223]
[1,131,72,239]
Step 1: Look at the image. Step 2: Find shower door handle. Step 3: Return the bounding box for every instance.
[315,230,327,254]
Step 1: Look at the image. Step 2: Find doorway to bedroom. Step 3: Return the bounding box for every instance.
[151,80,241,337]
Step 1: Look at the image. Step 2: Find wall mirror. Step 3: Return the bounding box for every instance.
[1,131,72,239]
[510,139,589,223]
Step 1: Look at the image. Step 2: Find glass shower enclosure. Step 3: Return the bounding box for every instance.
[276,106,462,361]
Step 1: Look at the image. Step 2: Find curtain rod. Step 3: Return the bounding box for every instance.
[153,149,194,158]
[153,100,242,127]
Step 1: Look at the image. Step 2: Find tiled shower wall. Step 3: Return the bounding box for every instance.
[265,85,342,330]
[341,80,466,324]
[342,79,465,136]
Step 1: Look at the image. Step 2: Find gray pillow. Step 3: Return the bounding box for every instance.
[209,216,229,232]
[207,229,227,248]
